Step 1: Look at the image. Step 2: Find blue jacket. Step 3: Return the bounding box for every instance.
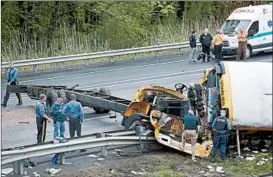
[183,114,200,130]
[51,102,66,123]
[62,100,84,121]
[35,101,47,120]
[7,67,18,83]
[189,34,197,48]
[212,116,232,133]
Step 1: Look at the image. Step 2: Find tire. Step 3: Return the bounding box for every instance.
[124,114,143,130]
[46,90,58,116]
[57,90,68,104]
[93,87,111,114]
[246,45,252,59]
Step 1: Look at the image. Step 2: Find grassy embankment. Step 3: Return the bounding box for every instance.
[1,21,220,74]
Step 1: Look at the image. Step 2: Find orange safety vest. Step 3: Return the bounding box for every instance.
[238,31,248,43]
[212,34,224,46]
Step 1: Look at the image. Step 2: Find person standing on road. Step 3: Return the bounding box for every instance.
[62,94,84,138]
[2,61,23,107]
[236,28,248,62]
[199,28,213,62]
[51,98,66,140]
[35,94,52,144]
[210,110,231,162]
[189,30,197,62]
[211,30,224,61]
[180,110,201,161]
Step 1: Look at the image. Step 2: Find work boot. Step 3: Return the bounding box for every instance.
[1,103,6,107]
[16,102,22,106]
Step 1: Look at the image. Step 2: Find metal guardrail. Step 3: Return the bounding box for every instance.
[1,41,201,73]
[2,130,156,175]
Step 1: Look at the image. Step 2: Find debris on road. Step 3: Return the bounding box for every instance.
[1,168,13,175]
[216,166,225,173]
[246,156,256,161]
[32,172,40,177]
[257,160,266,166]
[87,154,98,158]
[97,158,104,161]
[243,147,251,151]
[207,165,215,172]
[46,168,62,176]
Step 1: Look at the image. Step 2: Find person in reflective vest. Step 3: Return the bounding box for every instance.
[211,30,224,61]
[236,28,248,62]
[210,110,231,162]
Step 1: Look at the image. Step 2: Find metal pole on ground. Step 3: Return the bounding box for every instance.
[13,160,24,175]
[236,126,241,158]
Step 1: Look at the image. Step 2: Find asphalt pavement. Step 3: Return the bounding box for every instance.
[1,52,272,176]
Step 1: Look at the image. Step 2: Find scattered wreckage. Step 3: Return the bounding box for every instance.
[7,59,272,157]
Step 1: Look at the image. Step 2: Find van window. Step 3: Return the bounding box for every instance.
[248,21,259,34]
[221,20,251,35]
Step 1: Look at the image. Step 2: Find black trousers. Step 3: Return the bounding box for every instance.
[36,118,47,144]
[3,81,22,105]
[215,44,223,61]
[69,118,82,138]
[202,45,211,61]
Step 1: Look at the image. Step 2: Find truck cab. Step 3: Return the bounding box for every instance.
[221,4,272,58]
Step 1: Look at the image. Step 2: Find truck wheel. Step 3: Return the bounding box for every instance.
[124,114,142,130]
[246,45,252,59]
[57,90,68,104]
[46,90,58,116]
[93,87,111,114]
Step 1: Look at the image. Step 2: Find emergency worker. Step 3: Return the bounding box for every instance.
[188,83,202,115]
[62,94,84,138]
[236,28,248,62]
[211,30,224,61]
[180,110,201,161]
[51,98,66,140]
[199,28,213,62]
[2,62,22,107]
[36,94,52,143]
[210,110,231,162]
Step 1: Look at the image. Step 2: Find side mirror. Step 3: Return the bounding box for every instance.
[248,30,254,37]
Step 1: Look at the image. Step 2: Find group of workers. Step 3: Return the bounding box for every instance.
[189,28,249,62]
[180,83,231,162]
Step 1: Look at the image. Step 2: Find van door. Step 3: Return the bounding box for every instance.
[248,21,260,52]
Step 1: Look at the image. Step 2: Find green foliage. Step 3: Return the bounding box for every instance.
[2,1,268,61]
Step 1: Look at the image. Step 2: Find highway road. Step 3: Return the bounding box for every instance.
[1,52,272,149]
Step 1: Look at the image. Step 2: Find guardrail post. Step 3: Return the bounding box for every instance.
[154,51,159,57]
[97,133,107,157]
[13,160,24,175]
[58,62,64,69]
[109,56,113,63]
[132,53,136,60]
[85,59,89,66]
[177,48,182,55]
[32,65,37,73]
[59,153,66,164]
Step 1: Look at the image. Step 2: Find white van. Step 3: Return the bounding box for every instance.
[220,4,272,58]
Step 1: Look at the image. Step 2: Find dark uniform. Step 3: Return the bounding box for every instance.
[35,100,48,143]
[210,114,231,161]
[188,85,203,115]
[199,32,213,62]
[2,66,22,107]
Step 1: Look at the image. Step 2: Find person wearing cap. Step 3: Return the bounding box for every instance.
[236,28,248,62]
[210,110,231,162]
[180,109,201,161]
[2,61,23,107]
[199,28,213,62]
[211,30,224,61]
[188,30,197,62]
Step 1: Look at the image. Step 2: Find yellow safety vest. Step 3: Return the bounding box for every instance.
[212,34,224,46]
[238,31,248,43]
